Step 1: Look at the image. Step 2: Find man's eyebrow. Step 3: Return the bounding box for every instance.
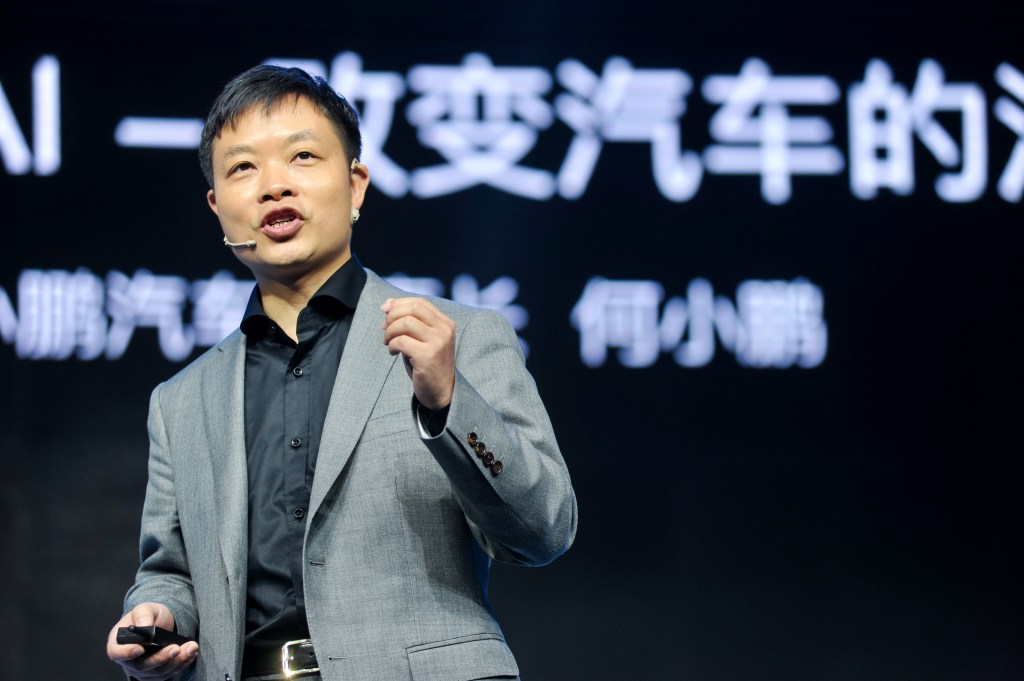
[223,143,254,159]
[221,131,318,160]
[284,129,318,146]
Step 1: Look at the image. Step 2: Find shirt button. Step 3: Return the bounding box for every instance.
[290,437,302,448]
[292,366,303,377]
[293,508,305,519]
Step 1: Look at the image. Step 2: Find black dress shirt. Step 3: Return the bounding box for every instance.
[239,256,366,668]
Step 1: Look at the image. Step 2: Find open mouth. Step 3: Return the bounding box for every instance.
[261,209,304,239]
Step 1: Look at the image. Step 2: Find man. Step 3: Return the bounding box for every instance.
[106,65,576,681]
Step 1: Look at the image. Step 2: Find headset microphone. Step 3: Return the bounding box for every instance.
[223,236,257,248]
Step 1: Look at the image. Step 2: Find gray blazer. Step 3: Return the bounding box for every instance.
[124,269,577,681]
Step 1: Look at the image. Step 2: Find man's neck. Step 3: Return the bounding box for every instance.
[255,261,348,342]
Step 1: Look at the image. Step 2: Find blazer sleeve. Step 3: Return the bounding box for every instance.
[122,384,200,638]
[419,307,578,566]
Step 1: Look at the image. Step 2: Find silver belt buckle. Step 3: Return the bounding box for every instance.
[281,638,319,678]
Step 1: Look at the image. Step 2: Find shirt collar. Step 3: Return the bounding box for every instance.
[240,254,367,337]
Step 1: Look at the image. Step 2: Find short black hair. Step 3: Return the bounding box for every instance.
[198,65,362,188]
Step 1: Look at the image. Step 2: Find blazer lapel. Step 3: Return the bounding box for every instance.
[308,271,402,520]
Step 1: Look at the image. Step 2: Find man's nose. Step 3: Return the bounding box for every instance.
[259,167,295,202]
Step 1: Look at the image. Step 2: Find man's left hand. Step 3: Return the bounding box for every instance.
[381,297,456,410]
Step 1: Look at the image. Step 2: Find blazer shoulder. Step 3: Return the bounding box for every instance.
[157,329,244,395]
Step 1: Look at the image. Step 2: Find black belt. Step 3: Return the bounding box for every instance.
[242,638,319,680]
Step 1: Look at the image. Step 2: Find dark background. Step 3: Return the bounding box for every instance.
[1,1,1021,679]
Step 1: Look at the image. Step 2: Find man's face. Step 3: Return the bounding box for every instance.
[207,96,369,286]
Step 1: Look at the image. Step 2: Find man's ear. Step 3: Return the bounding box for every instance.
[207,188,219,216]
[350,161,370,210]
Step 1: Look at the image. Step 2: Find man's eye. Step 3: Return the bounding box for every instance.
[295,151,315,161]
[230,162,253,174]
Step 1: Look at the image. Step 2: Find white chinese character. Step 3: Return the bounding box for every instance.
[329,52,409,198]
[703,58,844,204]
[731,279,827,368]
[995,62,1024,202]
[12,268,106,360]
[555,57,702,201]
[106,270,193,361]
[571,278,663,368]
[265,54,410,197]
[406,53,555,199]
[0,285,16,345]
[848,60,914,198]
[450,275,527,329]
[657,278,718,367]
[849,59,987,202]
[383,274,445,298]
[190,271,254,347]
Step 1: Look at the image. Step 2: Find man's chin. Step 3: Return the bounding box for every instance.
[247,250,349,286]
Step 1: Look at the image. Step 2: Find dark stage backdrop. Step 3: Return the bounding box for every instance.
[1,2,1021,679]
